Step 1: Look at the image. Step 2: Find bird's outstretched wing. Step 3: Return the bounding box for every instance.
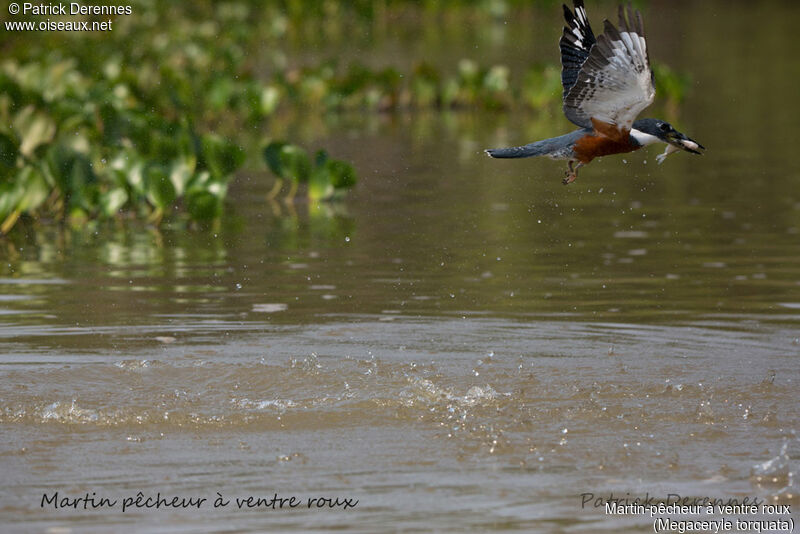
[562,4,655,134]
[559,0,596,99]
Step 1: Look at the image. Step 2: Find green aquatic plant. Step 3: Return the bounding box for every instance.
[264,141,312,200]
[0,13,348,234]
[263,141,357,202]
[268,58,689,114]
[311,150,357,201]
[0,55,250,232]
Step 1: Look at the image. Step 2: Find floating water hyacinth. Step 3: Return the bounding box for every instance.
[0,55,250,232]
[310,150,357,201]
[263,141,312,200]
[263,141,357,202]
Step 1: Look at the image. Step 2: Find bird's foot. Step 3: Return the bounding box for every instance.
[562,173,577,186]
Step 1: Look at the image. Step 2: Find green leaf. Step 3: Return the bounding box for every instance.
[208,78,236,110]
[0,183,23,221]
[200,134,244,180]
[260,85,281,116]
[145,164,176,209]
[263,141,311,183]
[68,207,88,226]
[15,165,50,213]
[99,187,128,216]
[126,162,147,196]
[458,59,480,86]
[109,150,147,194]
[186,189,222,221]
[14,107,56,156]
[0,163,50,227]
[263,141,287,176]
[0,133,19,175]
[185,169,212,191]
[45,144,97,212]
[169,156,196,197]
[484,65,509,93]
[328,160,357,190]
[308,157,356,200]
[308,165,334,201]
[69,154,96,189]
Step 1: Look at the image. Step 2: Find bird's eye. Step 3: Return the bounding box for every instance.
[659,123,670,132]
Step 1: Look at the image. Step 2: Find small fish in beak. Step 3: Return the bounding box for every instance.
[669,131,705,155]
[657,131,705,164]
[656,144,680,165]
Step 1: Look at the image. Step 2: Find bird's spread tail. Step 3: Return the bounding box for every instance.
[484,142,551,159]
[485,130,586,160]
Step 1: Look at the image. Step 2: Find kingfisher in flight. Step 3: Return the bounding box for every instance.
[486,1,704,184]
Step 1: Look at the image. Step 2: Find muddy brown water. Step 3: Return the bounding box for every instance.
[1,2,799,532]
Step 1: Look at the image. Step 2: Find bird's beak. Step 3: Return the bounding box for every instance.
[667,131,705,155]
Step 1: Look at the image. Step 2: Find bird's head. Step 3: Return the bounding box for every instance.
[632,118,705,155]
